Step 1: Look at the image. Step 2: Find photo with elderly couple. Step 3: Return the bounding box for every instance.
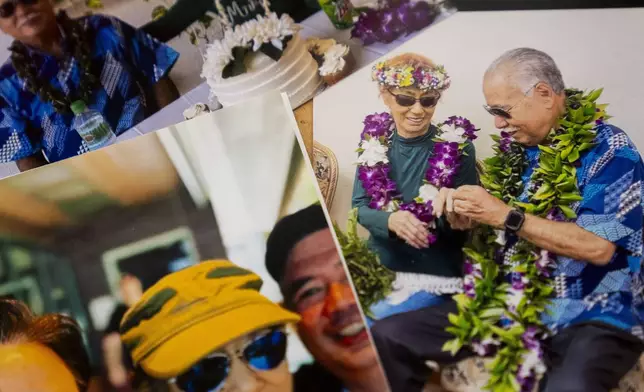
[316,23,644,392]
[0,93,389,392]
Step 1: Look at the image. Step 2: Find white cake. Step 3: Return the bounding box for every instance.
[208,33,321,108]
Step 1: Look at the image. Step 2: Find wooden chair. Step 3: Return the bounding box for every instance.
[312,141,339,210]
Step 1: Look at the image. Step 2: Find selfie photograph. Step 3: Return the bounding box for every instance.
[0,91,389,392]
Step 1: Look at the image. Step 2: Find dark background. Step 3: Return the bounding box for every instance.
[451,0,644,11]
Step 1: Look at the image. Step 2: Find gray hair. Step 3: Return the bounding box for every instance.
[485,48,565,94]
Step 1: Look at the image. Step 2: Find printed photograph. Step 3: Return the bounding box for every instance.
[0,0,455,179]
[308,7,644,392]
[0,91,389,392]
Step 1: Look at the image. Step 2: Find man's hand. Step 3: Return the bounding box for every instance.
[432,188,475,230]
[452,185,512,228]
[388,210,429,249]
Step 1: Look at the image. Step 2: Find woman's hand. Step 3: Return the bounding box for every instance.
[388,211,430,249]
[433,187,474,230]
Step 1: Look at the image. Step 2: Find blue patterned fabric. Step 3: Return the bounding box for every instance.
[0,13,179,163]
[516,124,644,339]
[365,291,446,328]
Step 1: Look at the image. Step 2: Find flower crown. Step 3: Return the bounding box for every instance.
[371,61,451,91]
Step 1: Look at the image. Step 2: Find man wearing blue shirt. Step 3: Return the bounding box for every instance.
[0,0,180,171]
[372,48,644,392]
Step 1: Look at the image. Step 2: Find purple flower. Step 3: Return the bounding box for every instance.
[443,116,479,142]
[351,9,381,45]
[362,112,394,138]
[511,272,528,290]
[408,0,436,31]
[499,131,513,153]
[351,0,438,45]
[536,249,555,277]
[377,9,405,43]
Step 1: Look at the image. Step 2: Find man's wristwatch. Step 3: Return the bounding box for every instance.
[504,208,525,235]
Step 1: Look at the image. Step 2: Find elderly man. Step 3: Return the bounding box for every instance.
[371,48,644,392]
[265,203,389,392]
[0,0,179,171]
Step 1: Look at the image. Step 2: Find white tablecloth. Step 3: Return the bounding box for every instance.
[0,8,454,179]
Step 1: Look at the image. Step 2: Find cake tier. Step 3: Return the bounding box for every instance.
[209,33,322,108]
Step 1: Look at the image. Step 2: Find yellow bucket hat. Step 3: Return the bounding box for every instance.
[119,259,300,379]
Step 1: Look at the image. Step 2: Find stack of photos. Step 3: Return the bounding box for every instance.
[0,1,643,392]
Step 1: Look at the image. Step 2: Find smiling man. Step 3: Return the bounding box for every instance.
[265,203,389,392]
[371,48,644,392]
[0,0,179,171]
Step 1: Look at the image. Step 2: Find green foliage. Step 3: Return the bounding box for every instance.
[443,88,607,391]
[333,209,395,318]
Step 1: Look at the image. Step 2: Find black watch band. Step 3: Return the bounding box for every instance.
[504,208,525,235]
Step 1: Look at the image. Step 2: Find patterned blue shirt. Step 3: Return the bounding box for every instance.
[0,13,179,163]
[515,124,644,338]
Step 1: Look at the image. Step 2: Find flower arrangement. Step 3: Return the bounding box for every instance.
[355,113,478,244]
[371,61,451,91]
[443,88,609,391]
[319,43,350,76]
[201,0,299,81]
[351,0,441,45]
[334,208,396,318]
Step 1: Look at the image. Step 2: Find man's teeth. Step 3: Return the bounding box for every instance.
[338,322,365,337]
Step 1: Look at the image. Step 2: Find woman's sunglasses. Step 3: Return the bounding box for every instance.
[388,90,439,108]
[170,328,288,392]
[0,0,38,19]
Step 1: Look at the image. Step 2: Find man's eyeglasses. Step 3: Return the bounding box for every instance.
[388,90,440,108]
[170,328,288,392]
[0,0,38,19]
[483,82,539,120]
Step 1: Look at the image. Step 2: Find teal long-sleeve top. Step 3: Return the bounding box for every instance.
[351,126,479,276]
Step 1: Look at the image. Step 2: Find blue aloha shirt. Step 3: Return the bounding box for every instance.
[512,123,644,339]
[0,13,179,163]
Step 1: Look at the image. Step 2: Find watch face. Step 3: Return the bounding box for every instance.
[506,210,523,229]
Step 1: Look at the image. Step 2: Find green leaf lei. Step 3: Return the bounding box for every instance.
[443,88,609,392]
[334,208,396,318]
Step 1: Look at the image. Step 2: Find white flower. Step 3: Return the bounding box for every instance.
[519,350,547,378]
[385,200,397,212]
[201,38,235,81]
[439,123,467,143]
[418,184,439,203]
[325,43,349,60]
[355,138,388,167]
[494,229,506,246]
[319,44,349,76]
[506,287,524,310]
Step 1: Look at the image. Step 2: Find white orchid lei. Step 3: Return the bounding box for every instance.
[355,113,479,244]
[201,12,300,81]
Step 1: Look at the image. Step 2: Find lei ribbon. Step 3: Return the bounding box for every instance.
[443,88,609,391]
[355,113,479,244]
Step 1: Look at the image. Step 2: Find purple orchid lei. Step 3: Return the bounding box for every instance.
[351,0,440,45]
[356,112,478,244]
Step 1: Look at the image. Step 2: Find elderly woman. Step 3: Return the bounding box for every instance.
[351,53,478,318]
[0,299,91,392]
[120,260,301,392]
